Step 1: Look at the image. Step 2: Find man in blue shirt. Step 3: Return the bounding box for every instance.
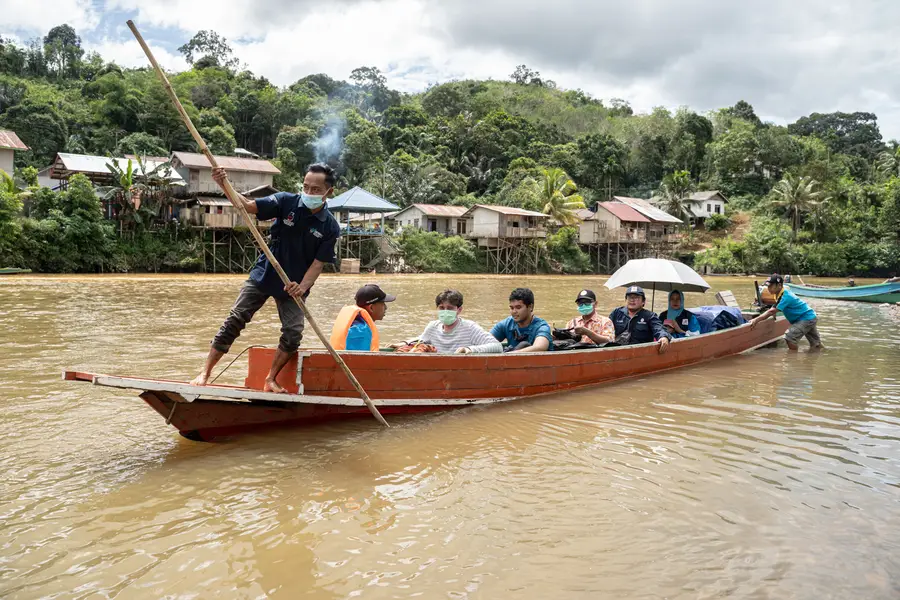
[190,163,341,392]
[608,286,671,353]
[490,288,553,352]
[749,273,822,350]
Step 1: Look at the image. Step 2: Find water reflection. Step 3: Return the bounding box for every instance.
[1,274,899,598]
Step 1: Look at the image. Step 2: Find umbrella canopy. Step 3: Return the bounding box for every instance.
[604,258,711,294]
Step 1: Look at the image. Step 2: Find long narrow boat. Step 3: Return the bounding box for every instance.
[786,281,900,304]
[64,317,789,441]
[0,267,31,275]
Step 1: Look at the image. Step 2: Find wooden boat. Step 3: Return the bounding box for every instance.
[64,316,789,441]
[786,281,900,304]
[0,267,31,275]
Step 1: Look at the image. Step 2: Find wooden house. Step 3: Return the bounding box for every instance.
[578,202,650,244]
[178,184,278,229]
[0,130,27,176]
[612,196,683,242]
[462,204,548,244]
[650,190,728,223]
[169,152,280,196]
[392,204,471,235]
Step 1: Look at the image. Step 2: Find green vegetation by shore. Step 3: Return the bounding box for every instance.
[1,27,898,276]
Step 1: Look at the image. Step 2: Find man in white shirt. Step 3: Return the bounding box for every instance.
[398,289,503,354]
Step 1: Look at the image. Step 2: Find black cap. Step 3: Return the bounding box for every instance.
[766,273,784,285]
[576,289,596,302]
[355,284,396,306]
[625,285,645,298]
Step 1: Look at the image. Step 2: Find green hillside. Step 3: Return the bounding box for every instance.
[1,26,898,275]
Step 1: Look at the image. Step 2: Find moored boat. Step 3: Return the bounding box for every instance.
[64,317,790,441]
[786,281,900,304]
[0,267,32,275]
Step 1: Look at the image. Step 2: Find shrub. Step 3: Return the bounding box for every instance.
[705,213,731,231]
[545,226,591,273]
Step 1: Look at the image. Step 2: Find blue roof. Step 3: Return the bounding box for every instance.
[328,187,400,213]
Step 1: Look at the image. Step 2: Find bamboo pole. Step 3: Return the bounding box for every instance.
[127,20,389,427]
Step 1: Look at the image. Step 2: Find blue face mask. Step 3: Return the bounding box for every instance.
[301,192,325,210]
[577,303,594,316]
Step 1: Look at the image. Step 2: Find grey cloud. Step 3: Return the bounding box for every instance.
[430,0,900,135]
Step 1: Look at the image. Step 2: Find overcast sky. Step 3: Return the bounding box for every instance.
[4,0,900,139]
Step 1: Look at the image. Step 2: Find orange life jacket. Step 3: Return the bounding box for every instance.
[329,305,380,351]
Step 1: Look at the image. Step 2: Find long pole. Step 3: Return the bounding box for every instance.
[127,20,389,427]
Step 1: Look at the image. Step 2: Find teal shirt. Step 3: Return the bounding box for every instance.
[491,316,553,349]
[776,289,817,323]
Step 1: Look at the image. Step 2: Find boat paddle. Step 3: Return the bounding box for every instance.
[126,20,389,428]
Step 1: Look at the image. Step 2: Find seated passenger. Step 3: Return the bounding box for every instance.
[490,288,552,352]
[397,289,503,354]
[659,290,700,338]
[329,284,395,351]
[566,289,615,345]
[608,286,671,354]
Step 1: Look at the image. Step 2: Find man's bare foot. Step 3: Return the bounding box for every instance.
[190,372,210,386]
[263,378,287,393]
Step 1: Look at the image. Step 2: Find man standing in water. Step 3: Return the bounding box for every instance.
[191,163,341,392]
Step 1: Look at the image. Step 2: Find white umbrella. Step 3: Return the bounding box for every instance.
[604,258,710,310]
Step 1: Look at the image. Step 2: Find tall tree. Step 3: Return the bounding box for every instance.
[43,24,83,79]
[178,30,240,69]
[770,173,828,235]
[657,170,693,221]
[788,111,884,160]
[539,168,585,226]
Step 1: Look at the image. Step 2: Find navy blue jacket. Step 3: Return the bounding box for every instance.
[609,307,671,345]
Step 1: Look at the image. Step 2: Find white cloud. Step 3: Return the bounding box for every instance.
[0,0,99,33]
[85,38,189,72]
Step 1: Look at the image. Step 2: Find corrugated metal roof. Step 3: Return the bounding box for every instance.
[328,187,400,213]
[394,203,469,218]
[50,153,184,183]
[463,204,549,218]
[171,152,281,175]
[0,129,28,151]
[688,190,727,202]
[598,202,651,223]
[197,197,234,206]
[574,208,595,221]
[613,196,683,224]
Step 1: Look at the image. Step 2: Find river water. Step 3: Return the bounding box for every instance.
[1,274,898,599]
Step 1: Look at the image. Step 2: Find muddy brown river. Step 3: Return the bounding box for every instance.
[1,274,898,598]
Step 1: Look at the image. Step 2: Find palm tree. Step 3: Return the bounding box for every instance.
[876,148,900,179]
[0,170,32,200]
[770,173,827,236]
[657,170,693,222]
[539,167,585,226]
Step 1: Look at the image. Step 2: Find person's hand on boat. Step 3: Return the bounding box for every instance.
[455,347,471,355]
[284,281,309,298]
[657,337,670,354]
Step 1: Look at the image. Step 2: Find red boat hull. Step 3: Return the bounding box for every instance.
[66,318,790,441]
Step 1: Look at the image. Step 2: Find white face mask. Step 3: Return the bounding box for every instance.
[437,309,458,326]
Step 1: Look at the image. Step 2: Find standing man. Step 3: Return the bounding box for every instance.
[490,288,553,352]
[749,273,822,351]
[191,163,341,392]
[566,289,615,345]
[608,286,670,353]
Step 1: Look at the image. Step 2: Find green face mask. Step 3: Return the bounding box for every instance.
[438,309,459,326]
[577,303,594,316]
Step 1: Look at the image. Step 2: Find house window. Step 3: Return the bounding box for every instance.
[413,218,419,228]
[457,220,467,235]
[707,203,712,213]
[715,204,721,214]
[216,206,224,214]
[429,219,437,232]
[512,220,520,228]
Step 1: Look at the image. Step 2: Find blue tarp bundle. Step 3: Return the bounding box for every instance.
[691,306,746,334]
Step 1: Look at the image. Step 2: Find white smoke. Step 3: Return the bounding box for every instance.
[313,114,346,164]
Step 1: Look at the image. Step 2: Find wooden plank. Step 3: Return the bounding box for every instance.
[715,290,740,308]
